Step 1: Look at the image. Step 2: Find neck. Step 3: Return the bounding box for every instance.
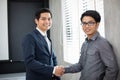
[87,31,97,40]
[36,27,47,35]
[87,34,94,39]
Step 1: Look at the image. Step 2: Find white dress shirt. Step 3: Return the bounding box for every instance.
[36,27,51,53]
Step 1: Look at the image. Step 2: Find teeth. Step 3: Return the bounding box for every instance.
[86,29,90,32]
[44,24,50,26]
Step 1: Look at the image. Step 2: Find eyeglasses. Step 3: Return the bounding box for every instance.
[81,21,96,27]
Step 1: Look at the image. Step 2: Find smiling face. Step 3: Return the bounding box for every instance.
[81,16,99,39]
[35,12,52,33]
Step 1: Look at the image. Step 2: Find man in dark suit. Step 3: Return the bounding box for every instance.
[22,8,64,80]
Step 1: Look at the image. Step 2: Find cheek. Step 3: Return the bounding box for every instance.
[49,21,52,24]
[82,27,86,32]
[38,21,43,25]
[92,26,98,31]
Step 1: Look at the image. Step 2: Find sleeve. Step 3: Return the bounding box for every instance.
[64,61,82,73]
[52,49,57,66]
[22,34,54,77]
[99,41,119,80]
[64,43,85,73]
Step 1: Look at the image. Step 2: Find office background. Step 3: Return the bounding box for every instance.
[0,0,49,74]
[0,0,120,80]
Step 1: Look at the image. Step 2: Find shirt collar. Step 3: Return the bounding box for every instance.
[36,27,47,36]
[86,32,100,41]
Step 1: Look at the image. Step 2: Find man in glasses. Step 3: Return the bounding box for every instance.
[64,10,119,80]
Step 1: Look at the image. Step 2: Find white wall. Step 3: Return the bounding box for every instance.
[0,0,9,60]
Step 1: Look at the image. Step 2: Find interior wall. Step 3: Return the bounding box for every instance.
[104,0,120,80]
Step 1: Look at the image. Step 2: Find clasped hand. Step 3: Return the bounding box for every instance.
[54,66,65,77]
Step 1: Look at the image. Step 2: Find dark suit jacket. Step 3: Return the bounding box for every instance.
[22,29,60,80]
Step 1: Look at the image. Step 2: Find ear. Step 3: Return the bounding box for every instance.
[96,22,100,29]
[34,19,38,25]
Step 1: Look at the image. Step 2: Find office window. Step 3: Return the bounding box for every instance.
[62,0,105,64]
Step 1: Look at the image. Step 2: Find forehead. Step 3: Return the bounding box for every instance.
[40,12,51,18]
[82,16,95,22]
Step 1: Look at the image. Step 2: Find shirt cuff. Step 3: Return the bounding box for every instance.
[53,67,56,75]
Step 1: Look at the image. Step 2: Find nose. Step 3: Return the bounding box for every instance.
[44,19,49,24]
[85,24,89,27]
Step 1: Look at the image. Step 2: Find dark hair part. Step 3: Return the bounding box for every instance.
[35,8,52,20]
[80,10,101,22]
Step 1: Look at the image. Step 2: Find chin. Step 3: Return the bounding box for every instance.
[85,32,91,34]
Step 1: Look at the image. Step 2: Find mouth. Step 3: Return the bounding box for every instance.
[85,29,90,32]
[43,24,51,27]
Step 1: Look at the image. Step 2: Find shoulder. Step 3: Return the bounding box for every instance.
[23,29,39,39]
[97,36,110,44]
[22,30,37,44]
[95,35,112,49]
[24,32,34,40]
[97,36,107,43]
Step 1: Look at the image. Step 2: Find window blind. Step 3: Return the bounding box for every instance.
[63,0,80,64]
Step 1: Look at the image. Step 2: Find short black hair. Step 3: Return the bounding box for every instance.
[80,10,101,23]
[35,8,52,20]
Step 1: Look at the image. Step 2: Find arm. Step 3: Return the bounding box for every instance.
[64,54,83,73]
[22,34,53,77]
[64,43,86,73]
[64,63,82,73]
[51,49,63,79]
[99,41,119,80]
[52,49,57,66]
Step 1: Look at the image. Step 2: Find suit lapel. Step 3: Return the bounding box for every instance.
[49,38,52,54]
[33,29,51,56]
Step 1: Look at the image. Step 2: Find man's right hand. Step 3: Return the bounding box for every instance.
[54,66,65,77]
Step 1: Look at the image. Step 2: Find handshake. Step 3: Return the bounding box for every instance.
[54,66,65,77]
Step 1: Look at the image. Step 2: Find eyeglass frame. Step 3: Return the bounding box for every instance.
[81,21,96,27]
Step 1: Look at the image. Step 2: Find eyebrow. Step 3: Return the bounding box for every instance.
[82,20,95,22]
